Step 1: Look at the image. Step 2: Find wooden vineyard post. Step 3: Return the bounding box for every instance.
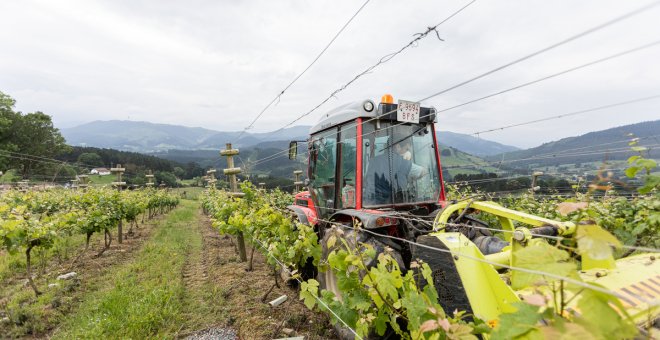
[293,170,303,192]
[206,169,217,189]
[78,174,89,189]
[111,164,126,244]
[145,170,154,187]
[531,171,543,196]
[18,180,29,192]
[220,143,247,262]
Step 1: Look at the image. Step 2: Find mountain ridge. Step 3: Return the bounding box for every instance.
[61,120,519,156]
[487,120,660,167]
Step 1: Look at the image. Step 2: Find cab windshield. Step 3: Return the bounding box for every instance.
[362,122,441,207]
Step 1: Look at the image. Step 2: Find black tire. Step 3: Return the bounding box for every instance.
[318,225,404,340]
[413,235,473,318]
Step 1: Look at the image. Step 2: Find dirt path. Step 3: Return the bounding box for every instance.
[180,210,335,339]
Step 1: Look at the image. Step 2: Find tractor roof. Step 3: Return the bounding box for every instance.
[310,99,377,134]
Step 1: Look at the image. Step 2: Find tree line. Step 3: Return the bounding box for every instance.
[0,91,208,186]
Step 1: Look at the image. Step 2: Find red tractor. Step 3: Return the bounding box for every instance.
[288,94,447,226]
[287,94,659,336]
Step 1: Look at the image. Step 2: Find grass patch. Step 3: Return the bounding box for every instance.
[0,169,19,183]
[52,200,202,339]
[1,277,81,336]
[87,174,115,186]
[172,187,204,201]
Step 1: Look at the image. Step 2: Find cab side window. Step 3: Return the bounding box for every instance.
[338,124,357,208]
[309,128,338,216]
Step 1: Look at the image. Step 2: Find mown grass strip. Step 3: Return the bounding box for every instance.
[53,200,202,339]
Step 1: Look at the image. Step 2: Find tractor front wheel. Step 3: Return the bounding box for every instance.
[318,224,404,339]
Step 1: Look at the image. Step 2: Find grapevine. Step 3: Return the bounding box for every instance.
[0,187,180,296]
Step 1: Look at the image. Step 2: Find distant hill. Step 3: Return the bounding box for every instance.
[488,120,660,167]
[436,130,519,156]
[61,121,220,151]
[62,120,517,157]
[61,120,310,152]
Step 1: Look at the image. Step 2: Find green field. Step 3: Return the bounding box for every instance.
[86,174,115,186]
[439,146,500,177]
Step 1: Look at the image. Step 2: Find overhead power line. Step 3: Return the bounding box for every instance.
[234,0,372,142]
[436,40,660,116]
[274,0,478,132]
[471,94,660,136]
[417,0,660,103]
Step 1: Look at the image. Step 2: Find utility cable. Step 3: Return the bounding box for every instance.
[435,40,660,117]
[275,0,477,131]
[417,1,660,103]
[472,94,660,136]
[235,0,372,142]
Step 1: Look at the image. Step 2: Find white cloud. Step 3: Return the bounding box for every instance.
[0,0,658,148]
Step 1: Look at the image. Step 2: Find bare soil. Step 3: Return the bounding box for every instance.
[181,213,335,340]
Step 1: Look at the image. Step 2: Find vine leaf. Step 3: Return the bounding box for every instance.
[300,279,319,309]
[419,317,451,334]
[347,290,372,311]
[420,319,440,333]
[374,308,388,335]
[447,323,477,339]
[366,261,403,302]
[402,291,427,329]
[577,223,621,260]
[511,242,577,290]
[491,302,542,339]
[625,166,640,178]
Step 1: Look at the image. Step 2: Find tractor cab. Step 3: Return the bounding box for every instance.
[291,95,446,222]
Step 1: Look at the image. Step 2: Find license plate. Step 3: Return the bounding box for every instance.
[397,100,420,123]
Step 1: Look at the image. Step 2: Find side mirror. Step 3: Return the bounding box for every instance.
[288,141,298,160]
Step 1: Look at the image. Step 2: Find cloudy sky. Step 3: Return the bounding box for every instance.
[1,0,658,148]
